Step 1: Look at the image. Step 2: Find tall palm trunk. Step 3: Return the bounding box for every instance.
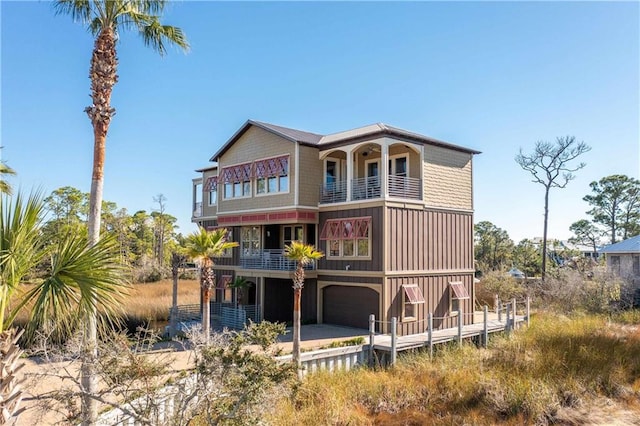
[292,264,304,370]
[201,261,215,338]
[82,27,118,426]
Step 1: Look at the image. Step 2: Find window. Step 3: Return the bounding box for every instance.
[218,275,233,303]
[255,156,289,195]
[320,217,371,259]
[204,176,218,206]
[634,256,640,276]
[222,163,252,199]
[209,188,217,205]
[449,282,470,316]
[283,225,304,247]
[241,226,261,257]
[402,284,424,321]
[611,255,621,274]
[389,155,408,177]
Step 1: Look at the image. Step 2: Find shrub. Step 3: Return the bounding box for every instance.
[476,271,527,307]
[537,269,622,314]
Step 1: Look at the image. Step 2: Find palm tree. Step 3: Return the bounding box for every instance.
[0,162,16,195]
[0,191,129,425]
[185,228,238,337]
[54,2,188,421]
[284,241,324,370]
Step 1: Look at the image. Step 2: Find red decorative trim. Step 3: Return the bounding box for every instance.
[450,282,470,299]
[222,163,253,183]
[204,176,218,191]
[320,217,371,240]
[255,155,289,178]
[403,284,425,304]
[218,210,316,226]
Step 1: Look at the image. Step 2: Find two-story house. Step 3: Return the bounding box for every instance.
[192,120,480,335]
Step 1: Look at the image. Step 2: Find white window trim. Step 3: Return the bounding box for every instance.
[388,153,409,177]
[324,157,342,185]
[223,181,252,200]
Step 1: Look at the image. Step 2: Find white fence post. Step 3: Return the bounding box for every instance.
[505,302,511,335]
[457,309,462,347]
[512,298,517,329]
[483,305,488,348]
[526,296,531,327]
[391,317,397,366]
[369,314,375,366]
[428,312,433,360]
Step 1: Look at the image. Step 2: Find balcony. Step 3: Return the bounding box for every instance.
[193,202,203,217]
[319,175,422,204]
[319,180,347,204]
[240,249,316,271]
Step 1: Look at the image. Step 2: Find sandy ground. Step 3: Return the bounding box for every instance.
[16,324,368,425]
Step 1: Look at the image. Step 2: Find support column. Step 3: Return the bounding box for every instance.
[346,147,354,202]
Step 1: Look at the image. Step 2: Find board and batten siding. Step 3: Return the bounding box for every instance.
[387,207,473,272]
[388,274,474,336]
[423,146,473,210]
[317,207,384,272]
[217,126,296,212]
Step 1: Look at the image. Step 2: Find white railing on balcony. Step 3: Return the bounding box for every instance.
[240,249,316,271]
[352,176,381,201]
[193,202,202,217]
[320,175,421,203]
[319,180,347,204]
[388,175,421,200]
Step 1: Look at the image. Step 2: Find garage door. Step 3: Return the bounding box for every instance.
[323,286,379,330]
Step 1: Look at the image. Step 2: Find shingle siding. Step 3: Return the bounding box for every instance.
[423,146,472,210]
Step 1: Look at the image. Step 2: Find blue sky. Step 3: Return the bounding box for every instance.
[2,1,638,243]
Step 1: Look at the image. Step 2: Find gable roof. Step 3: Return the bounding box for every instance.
[210,120,480,161]
[210,120,323,161]
[599,235,640,254]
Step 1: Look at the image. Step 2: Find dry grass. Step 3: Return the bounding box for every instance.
[122,279,200,329]
[268,311,640,425]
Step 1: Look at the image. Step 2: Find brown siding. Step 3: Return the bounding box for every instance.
[318,206,383,272]
[213,226,240,267]
[387,274,474,335]
[387,207,473,272]
[318,275,383,284]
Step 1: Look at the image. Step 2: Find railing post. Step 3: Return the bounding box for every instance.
[391,317,397,366]
[428,312,433,360]
[457,309,462,347]
[497,299,502,322]
[526,296,531,327]
[483,305,488,348]
[505,302,511,335]
[368,314,375,367]
[512,298,517,329]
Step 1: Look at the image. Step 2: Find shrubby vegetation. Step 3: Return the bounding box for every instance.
[268,312,640,425]
[41,186,182,283]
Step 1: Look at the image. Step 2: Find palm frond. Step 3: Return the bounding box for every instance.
[140,19,190,55]
[54,0,92,23]
[11,233,130,338]
[185,228,238,261]
[284,241,324,266]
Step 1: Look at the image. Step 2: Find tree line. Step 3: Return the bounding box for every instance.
[42,186,182,282]
[475,174,640,277]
